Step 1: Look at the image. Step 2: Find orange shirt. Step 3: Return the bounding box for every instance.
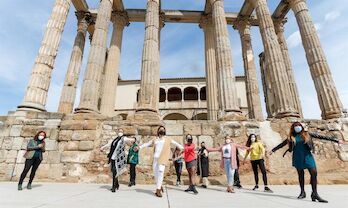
[184,143,196,162]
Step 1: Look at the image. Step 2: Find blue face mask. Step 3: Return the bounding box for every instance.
[294,126,303,133]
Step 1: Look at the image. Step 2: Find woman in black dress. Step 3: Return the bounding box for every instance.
[197,142,209,188]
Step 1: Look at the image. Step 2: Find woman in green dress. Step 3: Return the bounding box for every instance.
[271,122,344,203]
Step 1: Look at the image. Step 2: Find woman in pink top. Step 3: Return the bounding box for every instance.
[184,134,198,194]
[208,135,250,193]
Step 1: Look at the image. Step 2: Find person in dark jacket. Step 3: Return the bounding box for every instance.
[100,128,136,192]
[18,131,46,190]
[127,139,139,187]
[197,142,209,188]
[270,122,344,203]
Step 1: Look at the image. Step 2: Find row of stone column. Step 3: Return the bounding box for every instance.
[17,0,343,120]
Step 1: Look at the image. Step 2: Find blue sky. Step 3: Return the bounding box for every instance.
[0,0,347,119]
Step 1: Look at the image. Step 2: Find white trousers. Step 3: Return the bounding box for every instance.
[153,158,166,189]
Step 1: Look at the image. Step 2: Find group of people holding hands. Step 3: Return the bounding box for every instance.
[18,122,345,203]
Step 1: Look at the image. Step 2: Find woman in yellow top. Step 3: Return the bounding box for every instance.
[244,134,272,192]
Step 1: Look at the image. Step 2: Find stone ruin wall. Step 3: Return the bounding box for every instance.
[1,111,348,185]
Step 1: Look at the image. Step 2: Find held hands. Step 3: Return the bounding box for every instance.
[133,146,139,152]
[38,144,44,148]
[269,151,273,156]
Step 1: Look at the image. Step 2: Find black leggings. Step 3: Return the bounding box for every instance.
[297,168,318,194]
[174,161,182,182]
[111,160,119,190]
[19,157,41,185]
[251,159,268,186]
[129,163,137,183]
[234,168,241,186]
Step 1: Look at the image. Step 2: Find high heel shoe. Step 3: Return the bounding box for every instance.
[311,192,328,203]
[297,191,306,199]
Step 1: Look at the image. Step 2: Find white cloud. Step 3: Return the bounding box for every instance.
[287,31,302,48]
[325,11,341,22]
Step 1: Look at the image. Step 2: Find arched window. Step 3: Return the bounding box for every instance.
[159,88,166,102]
[184,87,198,100]
[168,87,182,101]
[163,113,188,120]
[200,86,206,101]
[192,113,208,120]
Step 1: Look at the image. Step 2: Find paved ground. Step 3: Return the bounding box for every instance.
[0,182,347,208]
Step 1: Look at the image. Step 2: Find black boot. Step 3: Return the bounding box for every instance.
[185,185,193,192]
[311,192,328,203]
[298,191,306,199]
[18,184,23,191]
[192,185,199,194]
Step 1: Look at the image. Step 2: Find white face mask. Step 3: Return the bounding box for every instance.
[294,126,302,133]
[118,132,123,137]
[251,137,256,143]
[225,139,231,144]
[38,135,44,140]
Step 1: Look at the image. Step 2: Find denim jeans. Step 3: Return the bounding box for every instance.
[224,158,235,186]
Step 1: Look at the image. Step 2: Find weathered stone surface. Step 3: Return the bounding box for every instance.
[48,151,61,164]
[12,137,24,150]
[137,126,152,135]
[45,139,58,151]
[45,119,61,127]
[16,150,26,164]
[2,137,13,150]
[65,141,79,151]
[120,126,137,135]
[67,164,88,177]
[198,135,214,147]
[79,141,94,151]
[6,150,17,163]
[21,126,41,137]
[166,123,183,136]
[24,120,45,125]
[183,123,201,135]
[201,123,220,135]
[102,125,112,130]
[60,120,84,130]
[72,130,96,141]
[49,164,63,179]
[61,151,93,163]
[0,150,7,162]
[9,125,22,137]
[58,130,73,141]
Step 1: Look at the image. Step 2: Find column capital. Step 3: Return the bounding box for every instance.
[111,11,130,27]
[273,17,288,33]
[233,16,251,32]
[159,11,165,29]
[287,0,306,7]
[199,14,213,30]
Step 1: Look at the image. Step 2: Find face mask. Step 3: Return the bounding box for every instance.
[159,130,165,136]
[38,135,44,140]
[187,138,193,143]
[225,139,231,144]
[118,132,123,137]
[294,126,302,133]
[251,137,256,143]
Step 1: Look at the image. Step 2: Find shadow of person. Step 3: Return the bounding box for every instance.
[99,185,112,190]
[134,188,156,196]
[30,184,42,189]
[243,190,313,203]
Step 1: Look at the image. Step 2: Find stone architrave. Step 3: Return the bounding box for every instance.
[17,0,71,112]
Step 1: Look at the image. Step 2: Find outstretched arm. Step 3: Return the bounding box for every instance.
[100,139,113,151]
[309,132,339,143]
[206,147,221,153]
[139,140,154,150]
[271,139,288,153]
[171,140,184,150]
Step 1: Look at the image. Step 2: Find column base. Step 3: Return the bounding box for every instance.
[132,110,160,122]
[323,111,343,120]
[74,107,100,115]
[275,111,300,119]
[17,102,46,112]
[218,111,247,121]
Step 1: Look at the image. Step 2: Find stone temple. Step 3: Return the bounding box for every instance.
[1,0,348,185]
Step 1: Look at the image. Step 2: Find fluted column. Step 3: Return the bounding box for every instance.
[209,0,242,120]
[273,19,303,118]
[58,12,90,114]
[17,0,71,112]
[251,0,299,118]
[100,12,129,116]
[259,52,275,118]
[136,0,161,119]
[75,0,113,114]
[200,16,219,120]
[235,19,263,121]
[289,0,343,119]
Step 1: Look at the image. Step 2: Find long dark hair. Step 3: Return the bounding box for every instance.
[34,131,46,142]
[289,122,309,143]
[245,134,258,147]
[157,125,166,136]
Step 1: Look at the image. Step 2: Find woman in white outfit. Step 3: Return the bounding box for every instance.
[136,126,183,197]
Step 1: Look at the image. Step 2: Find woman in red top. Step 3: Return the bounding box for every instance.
[184,134,198,194]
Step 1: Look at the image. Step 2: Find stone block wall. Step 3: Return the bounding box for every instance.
[1,111,348,185]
